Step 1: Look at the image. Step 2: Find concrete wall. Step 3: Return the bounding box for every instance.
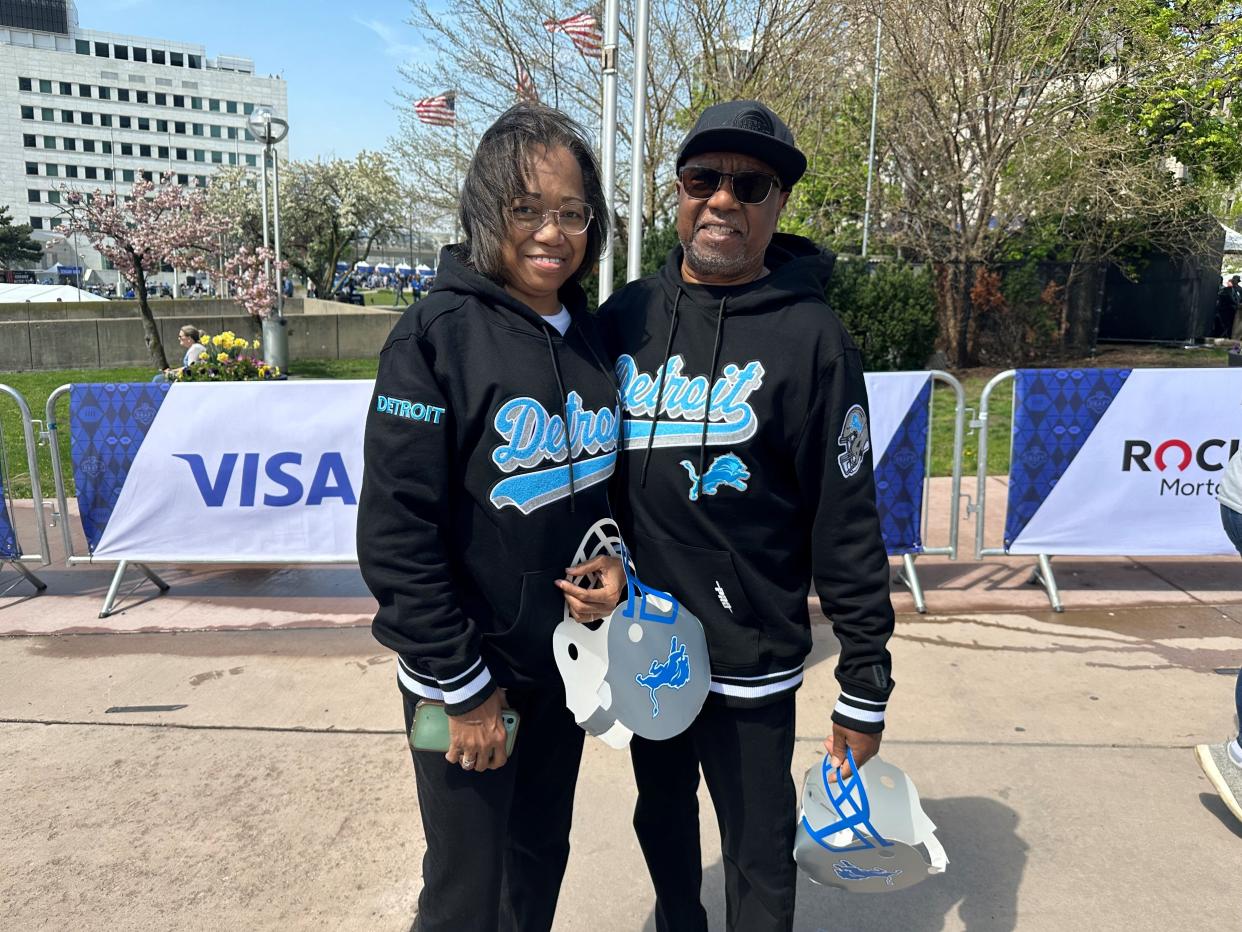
[0,308,399,371]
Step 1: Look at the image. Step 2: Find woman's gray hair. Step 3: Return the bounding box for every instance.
[460,103,609,284]
[179,324,201,341]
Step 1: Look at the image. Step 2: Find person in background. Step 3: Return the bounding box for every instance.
[155,324,208,381]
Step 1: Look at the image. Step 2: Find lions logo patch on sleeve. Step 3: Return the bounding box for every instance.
[837,404,870,478]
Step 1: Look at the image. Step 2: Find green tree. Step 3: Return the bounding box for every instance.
[0,206,41,270]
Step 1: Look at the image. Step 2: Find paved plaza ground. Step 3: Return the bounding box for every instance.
[2,483,1240,930]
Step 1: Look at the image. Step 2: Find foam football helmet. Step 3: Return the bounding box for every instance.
[553,519,710,748]
[794,748,948,893]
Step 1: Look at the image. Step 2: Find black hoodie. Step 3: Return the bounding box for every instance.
[357,246,619,715]
[599,233,895,733]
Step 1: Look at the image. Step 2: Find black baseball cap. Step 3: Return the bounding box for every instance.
[676,100,807,190]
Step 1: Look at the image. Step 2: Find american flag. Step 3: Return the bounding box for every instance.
[516,64,539,102]
[414,91,456,127]
[544,10,602,57]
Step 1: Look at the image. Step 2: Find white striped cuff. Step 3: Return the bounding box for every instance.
[833,690,887,725]
[396,656,494,708]
[709,668,805,700]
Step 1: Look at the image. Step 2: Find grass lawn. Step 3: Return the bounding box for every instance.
[1,343,1230,501]
[362,289,428,307]
[0,359,380,500]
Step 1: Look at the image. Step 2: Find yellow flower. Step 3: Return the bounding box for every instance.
[216,352,229,363]
[211,334,224,346]
[253,339,261,351]
[235,338,249,350]
[200,334,210,345]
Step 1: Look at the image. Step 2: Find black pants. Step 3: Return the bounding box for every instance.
[402,685,585,932]
[630,695,798,932]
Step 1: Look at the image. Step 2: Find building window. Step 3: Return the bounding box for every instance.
[43,136,55,149]
[188,54,202,69]
[209,125,221,138]
[133,46,147,62]
[119,116,131,129]
[28,190,41,203]
[122,169,135,182]
[41,107,54,121]
[50,217,61,229]
[245,154,257,167]
[177,173,189,185]
[211,151,223,164]
[95,41,109,57]
[226,127,238,140]
[173,95,185,108]
[20,105,34,120]
[192,123,204,136]
[170,52,184,67]
[59,81,72,95]
[18,77,31,91]
[152,49,166,65]
[98,86,111,100]
[191,97,203,110]
[118,89,130,103]
[226,100,238,114]
[243,129,254,142]
[138,117,150,131]
[45,164,58,177]
[139,144,151,157]
[75,39,90,55]
[193,149,206,162]
[136,91,148,104]
[114,44,129,60]
[65,166,78,179]
[174,121,186,134]
[158,145,169,159]
[39,79,52,93]
[141,170,154,182]
[80,112,94,125]
[155,93,166,106]
[61,110,74,124]
[30,216,44,230]
[156,119,168,132]
[83,140,95,153]
[176,147,187,160]
[78,83,92,97]
[209,98,220,112]
[63,138,76,151]
[104,168,113,181]
[120,143,133,156]
[47,191,61,205]
[100,114,112,127]
[23,134,35,147]
[243,102,255,115]
[25,162,38,176]
[102,142,112,154]
[86,166,98,180]
[228,152,237,166]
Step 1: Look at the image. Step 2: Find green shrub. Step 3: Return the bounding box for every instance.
[827,259,939,371]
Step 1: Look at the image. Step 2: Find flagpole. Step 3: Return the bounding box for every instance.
[626,0,651,282]
[598,0,620,304]
[550,6,560,109]
[453,110,461,244]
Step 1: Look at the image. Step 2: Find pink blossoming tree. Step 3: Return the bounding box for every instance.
[58,175,227,370]
[222,245,286,319]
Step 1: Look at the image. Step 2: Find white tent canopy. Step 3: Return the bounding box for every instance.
[0,283,107,303]
[1222,222,1242,254]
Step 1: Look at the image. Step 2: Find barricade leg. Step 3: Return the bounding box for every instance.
[1028,553,1064,613]
[99,560,170,618]
[896,553,927,614]
[1,560,47,597]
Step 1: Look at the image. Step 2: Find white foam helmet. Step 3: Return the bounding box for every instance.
[794,748,948,893]
[553,519,710,748]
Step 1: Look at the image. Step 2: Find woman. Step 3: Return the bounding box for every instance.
[156,324,207,381]
[356,104,623,932]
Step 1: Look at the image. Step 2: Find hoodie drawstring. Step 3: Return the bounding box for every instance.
[696,297,727,502]
[543,327,577,512]
[640,289,683,487]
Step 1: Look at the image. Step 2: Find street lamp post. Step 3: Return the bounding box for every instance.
[247,106,290,372]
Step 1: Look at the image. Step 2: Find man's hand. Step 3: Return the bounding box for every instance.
[556,555,625,623]
[446,689,509,773]
[823,723,882,783]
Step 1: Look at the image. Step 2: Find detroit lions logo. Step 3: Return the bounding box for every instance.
[635,636,692,717]
[833,859,903,887]
[680,453,750,501]
[837,404,871,478]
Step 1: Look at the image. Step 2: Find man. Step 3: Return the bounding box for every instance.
[1215,274,1242,338]
[599,101,896,931]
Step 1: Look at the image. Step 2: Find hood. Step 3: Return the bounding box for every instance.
[658,232,835,314]
[431,243,589,335]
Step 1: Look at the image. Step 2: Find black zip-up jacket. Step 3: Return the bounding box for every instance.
[357,246,619,715]
[599,233,895,733]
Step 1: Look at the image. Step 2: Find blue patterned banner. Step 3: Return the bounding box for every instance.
[0,475,17,559]
[873,379,932,555]
[70,383,170,553]
[1004,369,1130,550]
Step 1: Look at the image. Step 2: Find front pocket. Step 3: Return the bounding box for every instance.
[631,530,760,670]
[482,567,566,676]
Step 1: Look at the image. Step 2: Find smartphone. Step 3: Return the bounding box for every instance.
[409,700,520,756]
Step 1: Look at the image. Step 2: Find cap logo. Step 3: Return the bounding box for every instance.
[731,108,773,135]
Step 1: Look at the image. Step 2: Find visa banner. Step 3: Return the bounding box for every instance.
[71,381,372,562]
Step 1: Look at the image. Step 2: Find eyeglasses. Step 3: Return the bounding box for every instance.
[678,167,780,205]
[510,197,594,235]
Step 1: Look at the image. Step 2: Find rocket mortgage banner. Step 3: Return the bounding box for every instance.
[70,381,372,562]
[1005,368,1242,555]
[864,372,934,555]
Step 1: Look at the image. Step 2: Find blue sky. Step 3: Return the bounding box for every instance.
[78,0,432,160]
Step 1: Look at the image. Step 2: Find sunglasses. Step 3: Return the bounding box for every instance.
[510,196,594,235]
[678,167,781,205]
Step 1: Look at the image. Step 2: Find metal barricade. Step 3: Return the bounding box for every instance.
[44,384,169,617]
[0,384,50,595]
[892,370,967,613]
[971,369,1062,612]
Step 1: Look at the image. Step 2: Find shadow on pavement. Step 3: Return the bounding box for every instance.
[641,796,1027,932]
[1198,793,1242,839]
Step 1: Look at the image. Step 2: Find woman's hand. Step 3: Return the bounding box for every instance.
[556,555,625,623]
[446,689,509,772]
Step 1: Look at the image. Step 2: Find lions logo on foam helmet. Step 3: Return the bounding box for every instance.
[553,519,710,749]
[794,748,948,893]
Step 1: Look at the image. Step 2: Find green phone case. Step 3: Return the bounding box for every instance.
[409,701,520,756]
